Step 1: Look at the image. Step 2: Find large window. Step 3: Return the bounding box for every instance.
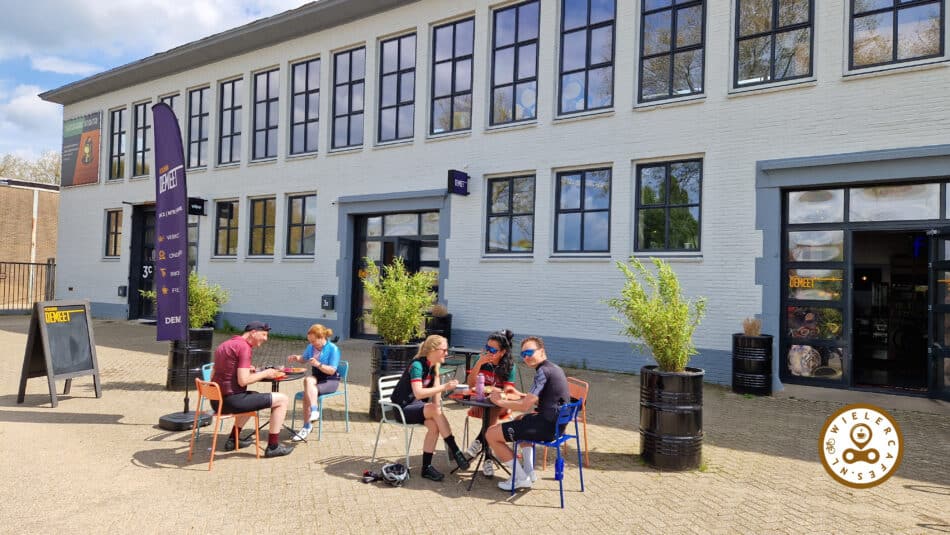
[291,58,320,154]
[559,0,615,115]
[555,168,611,252]
[187,87,210,168]
[635,159,702,251]
[639,0,705,102]
[333,47,366,149]
[487,176,535,253]
[431,18,474,134]
[214,200,239,256]
[286,194,316,255]
[108,108,126,180]
[132,102,151,177]
[491,1,540,125]
[105,209,122,257]
[253,69,279,160]
[160,94,178,116]
[379,33,416,143]
[850,0,944,69]
[218,78,243,165]
[248,197,276,256]
[735,0,812,87]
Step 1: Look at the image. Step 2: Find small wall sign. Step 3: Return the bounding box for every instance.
[448,169,470,196]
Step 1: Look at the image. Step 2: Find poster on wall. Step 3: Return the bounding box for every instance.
[59,112,101,187]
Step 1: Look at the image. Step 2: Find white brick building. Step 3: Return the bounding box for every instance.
[41,0,950,398]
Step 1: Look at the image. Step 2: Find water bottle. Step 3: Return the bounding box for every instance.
[475,373,485,400]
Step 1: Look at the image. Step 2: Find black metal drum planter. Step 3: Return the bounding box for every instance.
[639,365,704,471]
[165,327,214,390]
[369,344,417,420]
[732,333,773,396]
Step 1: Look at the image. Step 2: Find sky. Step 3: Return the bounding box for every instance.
[0,0,311,159]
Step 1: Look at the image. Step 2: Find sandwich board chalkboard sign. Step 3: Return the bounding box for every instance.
[17,300,102,407]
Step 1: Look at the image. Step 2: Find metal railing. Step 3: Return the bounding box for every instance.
[0,260,55,313]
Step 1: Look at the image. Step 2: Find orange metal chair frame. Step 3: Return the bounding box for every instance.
[187,378,261,471]
[543,376,590,469]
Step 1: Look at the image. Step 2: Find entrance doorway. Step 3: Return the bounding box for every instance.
[851,231,929,391]
[128,205,156,320]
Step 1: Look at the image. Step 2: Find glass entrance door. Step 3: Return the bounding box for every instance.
[928,231,950,400]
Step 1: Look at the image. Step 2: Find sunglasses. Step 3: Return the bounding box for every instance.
[483,344,499,354]
[520,349,537,358]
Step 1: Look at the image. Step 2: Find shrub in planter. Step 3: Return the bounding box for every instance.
[606,256,707,470]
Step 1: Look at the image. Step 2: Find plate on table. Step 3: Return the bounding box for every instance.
[283,367,307,373]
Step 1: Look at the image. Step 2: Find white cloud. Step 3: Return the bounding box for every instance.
[0,85,63,155]
[31,56,102,76]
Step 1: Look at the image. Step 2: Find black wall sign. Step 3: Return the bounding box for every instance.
[17,300,102,407]
[188,197,206,216]
[448,169,470,196]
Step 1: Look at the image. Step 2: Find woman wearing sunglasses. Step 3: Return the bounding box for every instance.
[462,329,521,475]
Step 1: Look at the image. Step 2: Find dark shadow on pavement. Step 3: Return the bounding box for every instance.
[0,409,126,425]
[102,381,168,392]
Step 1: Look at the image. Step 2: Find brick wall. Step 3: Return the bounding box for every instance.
[0,183,59,264]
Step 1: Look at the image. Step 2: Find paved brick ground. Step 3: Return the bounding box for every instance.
[1,317,947,534]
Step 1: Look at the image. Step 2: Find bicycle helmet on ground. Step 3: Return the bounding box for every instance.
[381,462,409,487]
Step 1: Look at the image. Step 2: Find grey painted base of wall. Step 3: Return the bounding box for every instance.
[90,302,128,319]
[450,328,741,387]
[217,312,342,339]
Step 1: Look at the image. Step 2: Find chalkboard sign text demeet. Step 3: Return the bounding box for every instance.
[17,300,102,407]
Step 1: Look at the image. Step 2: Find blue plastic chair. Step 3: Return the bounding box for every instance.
[510,399,585,508]
[291,361,350,440]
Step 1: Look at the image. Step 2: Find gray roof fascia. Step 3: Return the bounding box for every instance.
[39,0,419,106]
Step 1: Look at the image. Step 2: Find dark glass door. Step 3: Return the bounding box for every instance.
[128,205,156,319]
[928,231,950,400]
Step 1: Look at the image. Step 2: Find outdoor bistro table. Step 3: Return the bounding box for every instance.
[449,392,510,491]
[246,368,307,441]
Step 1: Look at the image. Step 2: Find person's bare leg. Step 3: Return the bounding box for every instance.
[268,392,289,435]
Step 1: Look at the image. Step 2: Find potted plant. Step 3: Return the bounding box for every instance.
[141,271,230,390]
[732,317,773,396]
[606,256,707,470]
[360,257,436,419]
[424,303,452,345]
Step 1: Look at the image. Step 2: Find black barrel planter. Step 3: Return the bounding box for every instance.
[639,365,703,471]
[369,343,418,420]
[732,333,773,396]
[165,327,214,390]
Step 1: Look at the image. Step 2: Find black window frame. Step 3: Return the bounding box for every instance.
[486,175,536,254]
[105,209,122,257]
[490,0,540,125]
[734,0,813,88]
[558,0,616,116]
[248,197,277,256]
[378,33,417,143]
[286,194,317,256]
[218,78,243,165]
[332,47,366,149]
[252,69,279,160]
[159,94,178,116]
[108,108,126,180]
[187,87,210,168]
[554,167,612,253]
[214,200,239,257]
[639,0,706,102]
[634,159,703,252]
[290,58,321,155]
[849,0,945,70]
[430,17,475,135]
[131,102,151,177]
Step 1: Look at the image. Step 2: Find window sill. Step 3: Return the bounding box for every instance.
[547,254,612,263]
[727,78,816,98]
[129,175,150,182]
[426,130,472,143]
[553,108,614,124]
[248,158,278,166]
[282,255,315,262]
[105,178,125,184]
[186,166,208,173]
[843,58,948,81]
[485,120,537,134]
[101,256,121,262]
[480,254,534,262]
[373,138,413,151]
[635,94,705,111]
[287,151,318,161]
[215,162,241,170]
[209,256,238,262]
[631,252,703,263]
[245,256,275,262]
[328,146,363,156]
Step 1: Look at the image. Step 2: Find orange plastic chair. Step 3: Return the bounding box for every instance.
[187,378,261,471]
[543,377,590,469]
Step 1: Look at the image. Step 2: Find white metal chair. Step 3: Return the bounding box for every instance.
[371,374,426,469]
